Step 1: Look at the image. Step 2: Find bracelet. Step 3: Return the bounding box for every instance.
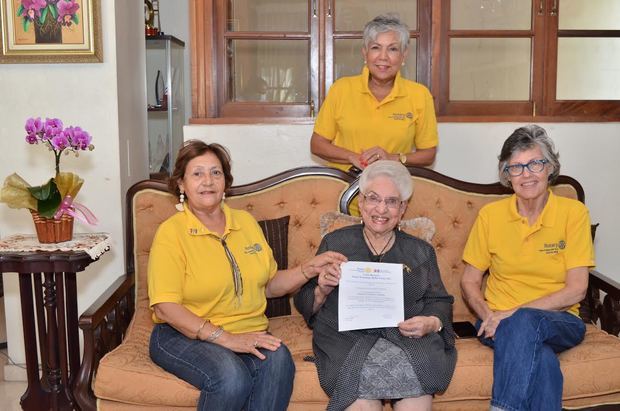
[300,263,310,281]
[196,319,209,339]
[206,326,225,342]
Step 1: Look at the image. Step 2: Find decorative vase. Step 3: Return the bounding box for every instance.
[30,210,74,243]
[34,11,62,44]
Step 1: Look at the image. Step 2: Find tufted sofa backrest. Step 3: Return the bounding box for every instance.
[127,168,354,312]
[340,167,584,322]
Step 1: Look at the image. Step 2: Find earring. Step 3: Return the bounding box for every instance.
[175,191,185,211]
[222,192,226,202]
[401,62,405,66]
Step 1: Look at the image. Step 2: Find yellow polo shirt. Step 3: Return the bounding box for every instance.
[463,191,595,316]
[314,66,439,171]
[148,203,277,333]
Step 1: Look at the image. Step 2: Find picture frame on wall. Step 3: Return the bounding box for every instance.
[0,0,102,63]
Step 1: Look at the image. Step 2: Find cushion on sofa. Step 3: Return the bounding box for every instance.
[320,211,435,242]
[434,324,620,407]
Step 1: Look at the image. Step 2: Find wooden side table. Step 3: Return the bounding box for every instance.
[0,234,110,411]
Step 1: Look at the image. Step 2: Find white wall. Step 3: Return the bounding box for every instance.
[0,1,147,377]
[185,123,620,283]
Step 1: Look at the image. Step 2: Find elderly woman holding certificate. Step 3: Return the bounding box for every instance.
[295,160,456,411]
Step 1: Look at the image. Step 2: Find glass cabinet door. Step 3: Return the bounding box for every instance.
[146,35,185,176]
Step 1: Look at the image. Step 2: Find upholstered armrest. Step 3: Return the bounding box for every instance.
[74,274,135,411]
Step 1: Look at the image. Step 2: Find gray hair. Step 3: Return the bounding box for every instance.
[363,14,410,53]
[359,160,413,200]
[498,125,561,188]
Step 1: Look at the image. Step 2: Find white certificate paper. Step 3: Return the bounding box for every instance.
[338,261,404,331]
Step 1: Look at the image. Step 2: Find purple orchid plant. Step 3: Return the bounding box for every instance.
[21,117,94,217]
[25,117,94,175]
[17,0,80,31]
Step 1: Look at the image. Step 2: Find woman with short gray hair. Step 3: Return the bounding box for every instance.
[296,160,456,410]
[310,14,439,186]
[461,125,595,410]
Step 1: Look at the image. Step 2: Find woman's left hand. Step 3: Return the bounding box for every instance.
[359,146,391,167]
[398,316,441,338]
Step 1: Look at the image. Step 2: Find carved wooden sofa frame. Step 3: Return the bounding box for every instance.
[73,166,620,410]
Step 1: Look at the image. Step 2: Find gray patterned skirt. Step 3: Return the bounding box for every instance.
[358,338,425,399]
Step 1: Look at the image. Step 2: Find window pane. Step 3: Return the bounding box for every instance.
[450,38,531,100]
[451,0,531,30]
[334,38,417,81]
[229,40,309,103]
[559,0,620,30]
[228,0,308,32]
[335,0,417,31]
[557,38,620,100]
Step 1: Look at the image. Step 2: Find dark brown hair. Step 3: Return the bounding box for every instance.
[168,140,233,195]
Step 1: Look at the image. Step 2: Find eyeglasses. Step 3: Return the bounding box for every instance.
[361,193,403,209]
[503,159,549,177]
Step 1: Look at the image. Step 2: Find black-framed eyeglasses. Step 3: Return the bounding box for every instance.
[503,159,549,177]
[361,192,403,209]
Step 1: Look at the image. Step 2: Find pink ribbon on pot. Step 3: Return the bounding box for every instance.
[53,195,99,225]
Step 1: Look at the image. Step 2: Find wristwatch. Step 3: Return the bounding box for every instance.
[399,153,407,165]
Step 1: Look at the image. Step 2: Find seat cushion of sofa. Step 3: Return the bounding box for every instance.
[435,324,620,405]
[94,309,200,407]
[269,314,330,403]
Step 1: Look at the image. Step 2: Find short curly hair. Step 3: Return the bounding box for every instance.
[168,140,234,196]
[359,160,413,201]
[498,125,560,188]
[363,14,410,53]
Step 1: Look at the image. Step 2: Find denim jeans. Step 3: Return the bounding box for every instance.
[477,308,585,411]
[149,323,295,411]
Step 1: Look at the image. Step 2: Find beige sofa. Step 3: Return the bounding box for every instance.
[74,166,620,410]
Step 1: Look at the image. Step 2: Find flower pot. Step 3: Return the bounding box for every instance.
[30,210,74,243]
[34,10,62,44]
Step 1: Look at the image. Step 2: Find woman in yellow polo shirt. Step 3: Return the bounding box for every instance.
[311,14,438,173]
[461,125,595,411]
[148,140,347,411]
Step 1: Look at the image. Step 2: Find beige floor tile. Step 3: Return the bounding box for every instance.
[0,381,27,410]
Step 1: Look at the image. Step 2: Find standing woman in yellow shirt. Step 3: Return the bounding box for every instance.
[311,14,438,173]
[461,125,595,411]
[148,140,347,411]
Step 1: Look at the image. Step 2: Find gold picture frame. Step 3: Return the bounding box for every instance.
[0,0,102,63]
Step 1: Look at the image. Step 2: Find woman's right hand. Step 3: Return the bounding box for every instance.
[316,263,342,298]
[217,331,282,360]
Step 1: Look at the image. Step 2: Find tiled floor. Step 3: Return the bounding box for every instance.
[1,295,28,410]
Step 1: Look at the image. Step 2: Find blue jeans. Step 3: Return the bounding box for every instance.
[477,308,585,411]
[149,323,295,411]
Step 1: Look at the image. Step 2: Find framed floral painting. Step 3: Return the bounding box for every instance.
[0,0,102,63]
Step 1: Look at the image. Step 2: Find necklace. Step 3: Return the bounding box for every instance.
[363,228,395,263]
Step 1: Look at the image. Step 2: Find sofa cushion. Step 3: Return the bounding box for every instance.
[258,215,292,317]
[258,215,290,270]
[434,324,620,407]
[320,211,435,243]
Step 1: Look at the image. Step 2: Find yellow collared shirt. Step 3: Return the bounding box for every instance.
[314,66,438,171]
[148,203,277,333]
[463,190,595,316]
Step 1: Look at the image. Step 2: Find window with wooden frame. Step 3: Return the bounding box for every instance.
[190,0,430,122]
[191,0,620,122]
[436,0,620,120]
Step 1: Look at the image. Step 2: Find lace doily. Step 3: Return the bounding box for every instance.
[0,233,111,260]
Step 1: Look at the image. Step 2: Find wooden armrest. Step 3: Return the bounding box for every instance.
[74,274,136,411]
[583,270,620,337]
